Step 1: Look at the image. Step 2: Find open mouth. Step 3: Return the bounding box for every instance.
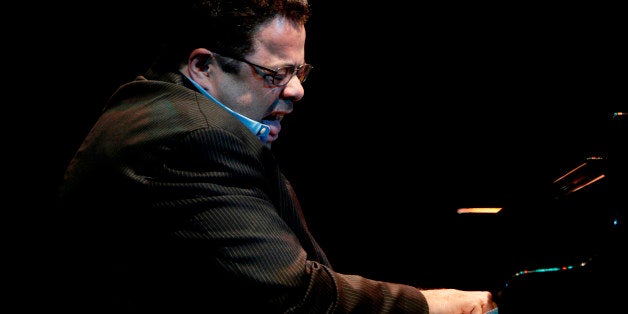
[261,116,282,142]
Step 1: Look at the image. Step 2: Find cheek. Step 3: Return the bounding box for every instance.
[232,83,281,120]
[258,98,279,118]
[257,92,283,118]
[258,88,280,105]
[233,91,273,120]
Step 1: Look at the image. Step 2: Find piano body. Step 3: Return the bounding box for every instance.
[494,112,626,313]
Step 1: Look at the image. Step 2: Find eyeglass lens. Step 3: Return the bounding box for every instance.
[273,64,312,86]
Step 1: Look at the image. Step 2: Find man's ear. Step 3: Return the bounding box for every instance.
[189,48,213,78]
[202,57,211,71]
[199,55,212,73]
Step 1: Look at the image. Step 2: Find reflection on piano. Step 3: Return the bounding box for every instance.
[495,112,626,313]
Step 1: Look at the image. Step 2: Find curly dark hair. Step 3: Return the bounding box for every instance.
[150,0,311,72]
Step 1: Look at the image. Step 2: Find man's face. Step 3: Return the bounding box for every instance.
[208,17,308,145]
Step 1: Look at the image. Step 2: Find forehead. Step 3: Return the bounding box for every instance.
[252,17,306,59]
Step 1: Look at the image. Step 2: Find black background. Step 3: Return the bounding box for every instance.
[13,0,625,310]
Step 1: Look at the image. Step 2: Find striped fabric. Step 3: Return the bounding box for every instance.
[58,70,428,313]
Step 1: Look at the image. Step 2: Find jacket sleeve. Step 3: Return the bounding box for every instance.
[291,261,428,313]
[145,127,428,313]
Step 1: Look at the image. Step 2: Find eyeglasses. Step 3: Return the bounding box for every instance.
[221,54,313,87]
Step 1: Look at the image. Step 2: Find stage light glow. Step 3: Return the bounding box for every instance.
[456,207,502,214]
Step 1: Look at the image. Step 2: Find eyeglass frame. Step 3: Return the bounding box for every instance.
[216,53,313,87]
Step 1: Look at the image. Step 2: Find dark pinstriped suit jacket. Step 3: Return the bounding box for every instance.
[58,70,428,313]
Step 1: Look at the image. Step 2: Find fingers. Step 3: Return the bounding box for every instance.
[477,291,497,314]
[484,305,499,314]
[478,292,498,313]
[463,290,494,313]
[421,288,498,314]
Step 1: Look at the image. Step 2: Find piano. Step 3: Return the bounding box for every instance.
[493,112,626,313]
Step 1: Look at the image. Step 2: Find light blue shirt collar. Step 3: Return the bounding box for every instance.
[183,73,270,143]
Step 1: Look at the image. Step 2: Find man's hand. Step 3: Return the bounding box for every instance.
[421,288,497,314]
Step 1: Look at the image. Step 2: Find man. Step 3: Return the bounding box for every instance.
[58,0,497,312]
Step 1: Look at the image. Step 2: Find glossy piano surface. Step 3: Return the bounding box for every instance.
[495,112,626,313]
